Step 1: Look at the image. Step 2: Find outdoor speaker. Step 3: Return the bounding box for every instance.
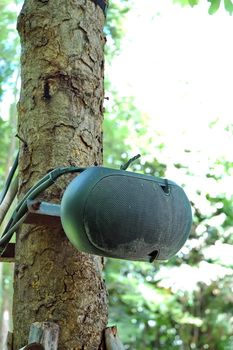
[60,167,192,262]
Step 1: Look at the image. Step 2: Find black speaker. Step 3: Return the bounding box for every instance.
[61,167,192,262]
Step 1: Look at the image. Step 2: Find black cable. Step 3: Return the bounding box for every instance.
[93,0,108,15]
[120,154,141,170]
[0,166,87,251]
[0,214,28,255]
[0,152,19,205]
[0,175,18,226]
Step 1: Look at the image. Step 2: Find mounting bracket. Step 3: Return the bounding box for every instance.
[0,200,62,262]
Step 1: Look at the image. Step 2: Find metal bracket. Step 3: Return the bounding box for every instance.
[0,201,62,263]
[18,322,59,350]
[0,243,15,262]
[25,200,62,228]
[19,344,44,350]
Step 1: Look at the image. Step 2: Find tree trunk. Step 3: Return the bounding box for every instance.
[13,1,108,349]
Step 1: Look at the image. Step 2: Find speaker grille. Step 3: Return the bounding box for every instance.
[84,174,187,260]
[61,167,192,261]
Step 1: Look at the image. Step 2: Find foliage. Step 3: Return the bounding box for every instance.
[104,5,233,345]
[104,115,233,349]
[105,0,134,60]
[0,0,20,99]
[173,0,233,14]
[0,117,11,185]
[103,93,166,176]
[0,0,19,187]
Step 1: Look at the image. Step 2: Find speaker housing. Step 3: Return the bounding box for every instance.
[60,167,192,262]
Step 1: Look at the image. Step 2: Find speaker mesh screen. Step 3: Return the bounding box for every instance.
[84,175,174,259]
[61,167,192,261]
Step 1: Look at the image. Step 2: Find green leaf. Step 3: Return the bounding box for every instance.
[188,0,199,6]
[224,0,233,14]
[208,0,221,14]
[173,0,199,7]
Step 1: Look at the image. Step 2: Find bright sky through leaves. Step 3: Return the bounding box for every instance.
[107,0,233,161]
[105,1,233,295]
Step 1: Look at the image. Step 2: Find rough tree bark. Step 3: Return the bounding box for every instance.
[13,1,108,349]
